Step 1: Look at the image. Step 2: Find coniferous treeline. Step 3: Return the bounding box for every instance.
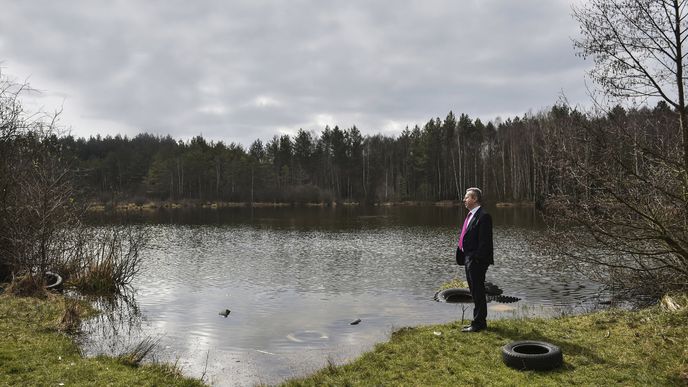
[51,102,675,204]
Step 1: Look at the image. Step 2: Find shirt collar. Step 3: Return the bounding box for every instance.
[469,206,481,216]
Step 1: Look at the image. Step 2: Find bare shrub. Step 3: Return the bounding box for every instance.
[555,0,688,300]
[66,226,148,295]
[3,139,89,277]
[0,71,85,281]
[0,71,148,296]
[538,104,688,300]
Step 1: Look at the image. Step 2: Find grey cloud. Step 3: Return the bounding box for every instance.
[0,0,591,146]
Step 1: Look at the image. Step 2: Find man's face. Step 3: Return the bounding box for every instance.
[463,191,477,210]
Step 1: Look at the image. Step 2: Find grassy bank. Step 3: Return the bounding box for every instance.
[284,297,687,386]
[4,293,685,386]
[0,295,203,387]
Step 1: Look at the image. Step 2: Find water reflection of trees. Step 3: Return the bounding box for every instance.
[78,289,148,357]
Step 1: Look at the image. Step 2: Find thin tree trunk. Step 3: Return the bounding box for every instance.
[439,156,443,198]
[450,148,459,196]
[250,166,254,206]
[216,160,221,200]
[673,0,688,175]
[502,146,507,199]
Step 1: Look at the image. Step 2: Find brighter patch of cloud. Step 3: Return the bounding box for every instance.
[315,113,335,128]
[198,104,227,115]
[381,120,406,134]
[254,95,280,108]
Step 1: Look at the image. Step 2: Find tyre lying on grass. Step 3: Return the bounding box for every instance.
[502,340,563,371]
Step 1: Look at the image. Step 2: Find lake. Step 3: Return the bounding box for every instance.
[79,205,604,386]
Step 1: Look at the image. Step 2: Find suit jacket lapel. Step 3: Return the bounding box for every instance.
[467,208,481,232]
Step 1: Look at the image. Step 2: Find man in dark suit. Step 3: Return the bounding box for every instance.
[456,187,494,332]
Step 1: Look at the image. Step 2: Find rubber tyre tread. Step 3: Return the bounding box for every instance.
[502,340,563,371]
[434,288,473,303]
[490,295,521,303]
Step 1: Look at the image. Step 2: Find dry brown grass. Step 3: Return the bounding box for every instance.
[117,336,161,367]
[6,275,48,298]
[58,298,82,333]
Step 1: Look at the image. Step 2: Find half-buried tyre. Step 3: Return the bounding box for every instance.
[44,271,63,290]
[434,288,472,303]
[502,340,563,371]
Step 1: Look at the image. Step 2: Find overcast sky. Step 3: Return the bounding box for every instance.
[0,0,590,147]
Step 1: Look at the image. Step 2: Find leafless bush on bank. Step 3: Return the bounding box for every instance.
[538,104,688,300]
[0,71,147,295]
[550,0,688,300]
[66,226,148,294]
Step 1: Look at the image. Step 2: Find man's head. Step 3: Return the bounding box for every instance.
[463,187,482,210]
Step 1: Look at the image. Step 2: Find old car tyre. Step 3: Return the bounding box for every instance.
[502,340,563,371]
[434,288,473,303]
[44,271,63,290]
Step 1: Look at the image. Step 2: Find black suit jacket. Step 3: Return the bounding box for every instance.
[456,207,494,266]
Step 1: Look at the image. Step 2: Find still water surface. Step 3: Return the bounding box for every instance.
[81,206,603,386]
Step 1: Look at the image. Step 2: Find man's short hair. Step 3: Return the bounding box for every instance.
[466,187,483,203]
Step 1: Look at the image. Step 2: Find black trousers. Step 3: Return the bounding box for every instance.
[465,259,489,328]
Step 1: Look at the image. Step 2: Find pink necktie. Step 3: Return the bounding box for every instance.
[458,212,473,251]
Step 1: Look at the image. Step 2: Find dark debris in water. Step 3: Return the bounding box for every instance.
[488,295,520,304]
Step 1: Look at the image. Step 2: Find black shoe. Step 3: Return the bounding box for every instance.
[461,325,485,333]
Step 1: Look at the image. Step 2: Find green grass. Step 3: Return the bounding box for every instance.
[284,296,688,386]
[437,277,468,291]
[0,295,204,387]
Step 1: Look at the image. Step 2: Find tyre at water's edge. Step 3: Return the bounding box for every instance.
[44,271,63,290]
[434,288,473,303]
